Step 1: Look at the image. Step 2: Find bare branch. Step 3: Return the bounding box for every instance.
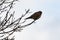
[20,21,35,28]
[0,0,41,40]
[0,0,6,6]
[0,0,14,26]
[0,9,30,34]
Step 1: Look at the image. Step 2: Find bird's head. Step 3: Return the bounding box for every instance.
[38,11,42,14]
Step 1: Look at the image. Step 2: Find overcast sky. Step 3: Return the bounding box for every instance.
[14,0,60,40]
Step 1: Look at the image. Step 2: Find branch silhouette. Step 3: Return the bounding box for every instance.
[0,0,42,40]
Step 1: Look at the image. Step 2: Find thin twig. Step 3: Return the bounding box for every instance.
[0,0,6,6]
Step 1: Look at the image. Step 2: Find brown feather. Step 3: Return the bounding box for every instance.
[25,11,42,21]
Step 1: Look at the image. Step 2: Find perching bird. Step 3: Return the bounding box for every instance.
[25,11,42,21]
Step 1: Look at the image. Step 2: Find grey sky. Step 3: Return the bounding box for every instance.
[14,0,60,40]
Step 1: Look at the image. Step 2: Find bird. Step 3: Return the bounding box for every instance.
[25,11,42,21]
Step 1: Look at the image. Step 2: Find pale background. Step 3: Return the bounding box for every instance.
[12,0,60,40]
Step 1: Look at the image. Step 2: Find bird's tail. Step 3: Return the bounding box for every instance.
[25,17,30,20]
[25,18,29,20]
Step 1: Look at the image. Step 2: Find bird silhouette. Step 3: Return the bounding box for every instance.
[25,11,42,21]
